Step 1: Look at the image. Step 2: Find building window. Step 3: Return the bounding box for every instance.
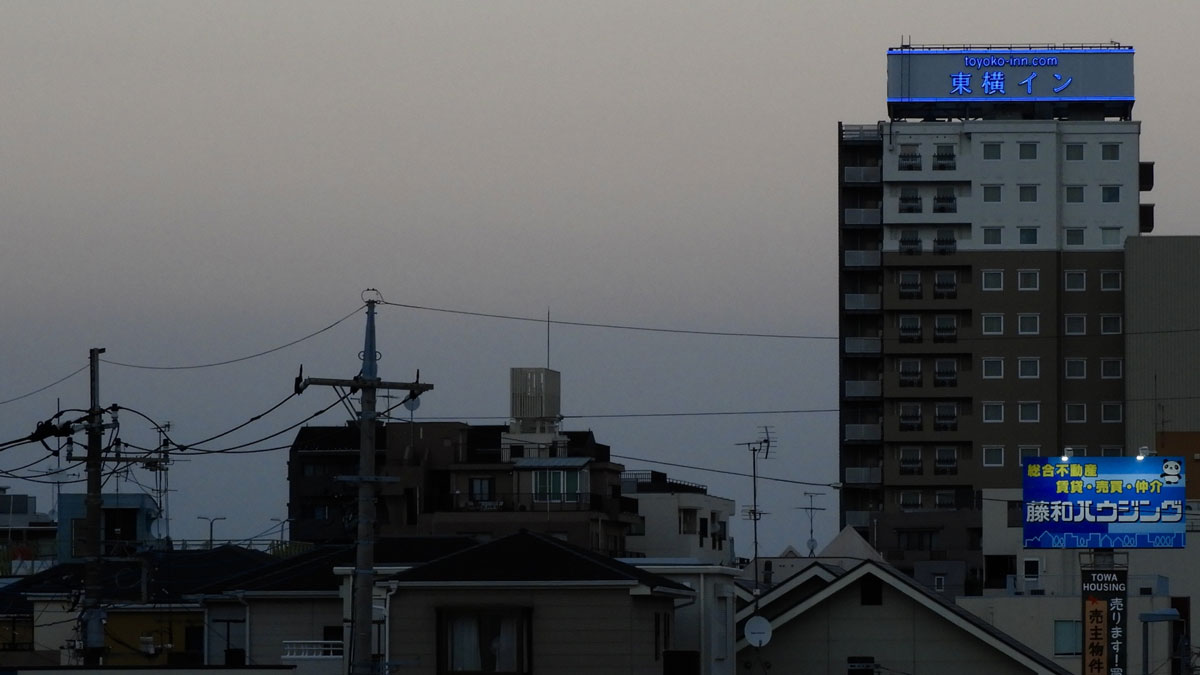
[900,229,922,253]
[469,477,495,502]
[898,528,939,551]
[898,270,922,298]
[1102,402,1123,423]
[934,358,957,386]
[1101,143,1120,161]
[1020,446,1042,461]
[1101,227,1122,245]
[1018,185,1038,202]
[1018,357,1040,379]
[934,315,957,342]
[1065,185,1084,203]
[981,269,1003,291]
[1064,270,1086,291]
[935,446,958,474]
[899,315,921,341]
[1102,185,1121,203]
[898,358,921,387]
[983,227,1002,245]
[1101,446,1123,457]
[534,470,582,503]
[1019,402,1041,423]
[1100,270,1122,291]
[1065,143,1084,161]
[1019,143,1038,160]
[981,314,1004,335]
[1018,270,1039,291]
[983,142,1001,160]
[1065,358,1086,379]
[982,402,1004,423]
[1065,228,1085,246]
[1064,315,1086,335]
[899,144,921,171]
[1101,314,1123,334]
[899,491,922,508]
[1054,620,1083,657]
[1019,227,1038,245]
[899,187,922,213]
[899,402,922,431]
[933,188,957,214]
[899,446,922,475]
[1065,402,1087,423]
[439,608,530,674]
[983,185,1002,202]
[1101,358,1123,379]
[934,144,956,170]
[934,227,956,253]
[1017,314,1040,335]
[935,490,956,509]
[982,357,1004,379]
[934,402,958,430]
[934,270,957,297]
[983,446,1004,467]
[933,574,946,591]
[678,508,699,534]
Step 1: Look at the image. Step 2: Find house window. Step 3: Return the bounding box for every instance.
[982,402,1004,423]
[1100,271,1122,291]
[983,142,1001,160]
[1102,402,1123,423]
[1101,227,1122,245]
[1102,185,1121,203]
[898,358,921,387]
[935,490,956,509]
[678,508,698,534]
[983,185,1002,202]
[1065,358,1086,379]
[469,477,495,502]
[982,314,1003,335]
[1065,185,1084,203]
[1019,143,1038,160]
[898,529,939,551]
[1064,270,1086,291]
[983,446,1004,467]
[1101,446,1123,457]
[934,402,958,430]
[1019,402,1041,423]
[1019,185,1038,202]
[1100,314,1123,335]
[1065,403,1087,423]
[899,446,922,475]
[934,270,957,297]
[934,315,957,341]
[899,144,921,171]
[1065,228,1085,246]
[1064,315,1086,335]
[1019,446,1042,461]
[934,188,957,214]
[898,270,921,298]
[1065,143,1084,161]
[534,470,582,503]
[935,447,958,474]
[981,270,1003,291]
[1018,270,1039,291]
[1019,227,1038,245]
[983,227,1002,245]
[899,315,921,341]
[899,402,922,431]
[899,187,922,213]
[933,574,946,592]
[933,144,956,170]
[900,229,921,253]
[899,491,922,508]
[1018,357,1040,379]
[1054,620,1083,657]
[440,608,530,674]
[1101,143,1120,161]
[934,227,956,252]
[934,358,957,386]
[1101,358,1123,379]
[1017,314,1040,335]
[982,357,1004,379]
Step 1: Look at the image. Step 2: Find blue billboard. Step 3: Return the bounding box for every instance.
[1023,456,1185,549]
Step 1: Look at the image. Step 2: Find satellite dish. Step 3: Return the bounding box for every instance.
[403,397,421,412]
[744,615,772,647]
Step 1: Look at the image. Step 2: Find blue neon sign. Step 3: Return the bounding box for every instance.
[1022,456,1185,549]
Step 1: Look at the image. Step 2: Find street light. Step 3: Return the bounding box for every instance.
[1139,608,1181,675]
[197,515,226,549]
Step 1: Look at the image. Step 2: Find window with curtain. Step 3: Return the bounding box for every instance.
[441,609,530,674]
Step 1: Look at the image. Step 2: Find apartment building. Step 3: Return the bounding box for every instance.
[838,44,1153,593]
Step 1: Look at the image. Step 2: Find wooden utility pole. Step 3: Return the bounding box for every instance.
[296,293,431,675]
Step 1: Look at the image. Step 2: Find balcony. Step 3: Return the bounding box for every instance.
[845,208,882,225]
[844,380,882,397]
[898,371,921,387]
[844,337,882,354]
[430,492,636,515]
[844,293,881,311]
[844,466,882,484]
[933,281,957,299]
[932,197,957,214]
[844,510,879,528]
[934,416,958,432]
[934,372,957,387]
[899,238,922,255]
[282,641,344,675]
[844,166,882,183]
[932,153,956,171]
[844,424,882,441]
[898,282,922,299]
[899,197,922,214]
[933,238,956,254]
[898,154,922,171]
[844,250,881,267]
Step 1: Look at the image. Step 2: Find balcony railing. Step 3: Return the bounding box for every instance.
[844,250,881,267]
[430,492,637,515]
[844,380,882,397]
[844,208,882,225]
[844,337,882,354]
[844,467,882,484]
[932,154,957,171]
[844,424,882,441]
[898,154,922,171]
[899,197,922,214]
[844,166,882,183]
[282,641,344,658]
[844,293,881,311]
[932,198,957,214]
[844,510,878,528]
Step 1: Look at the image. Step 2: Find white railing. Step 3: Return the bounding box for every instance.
[282,641,344,658]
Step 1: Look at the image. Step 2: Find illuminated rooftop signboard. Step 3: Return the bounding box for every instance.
[1023,456,1185,549]
[887,46,1134,117]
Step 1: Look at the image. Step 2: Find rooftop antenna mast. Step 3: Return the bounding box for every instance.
[738,426,774,608]
[798,491,826,557]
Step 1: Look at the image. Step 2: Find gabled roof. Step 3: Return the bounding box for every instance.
[817,526,884,562]
[739,558,1071,675]
[389,530,692,595]
[198,536,477,594]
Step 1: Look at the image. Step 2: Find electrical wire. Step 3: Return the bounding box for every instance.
[0,364,88,407]
[99,304,365,371]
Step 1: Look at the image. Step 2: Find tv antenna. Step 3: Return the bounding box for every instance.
[797,491,826,557]
[737,426,774,607]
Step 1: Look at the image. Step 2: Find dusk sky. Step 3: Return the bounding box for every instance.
[2,2,1197,555]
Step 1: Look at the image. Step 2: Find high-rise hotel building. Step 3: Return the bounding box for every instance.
[837,45,1153,594]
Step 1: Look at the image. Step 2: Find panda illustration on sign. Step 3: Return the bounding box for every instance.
[1161,459,1183,485]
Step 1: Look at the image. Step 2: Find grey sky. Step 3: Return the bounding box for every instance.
[1,2,1196,554]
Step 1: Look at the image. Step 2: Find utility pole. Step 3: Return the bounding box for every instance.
[797,492,826,557]
[296,291,432,675]
[738,429,772,609]
[82,347,106,666]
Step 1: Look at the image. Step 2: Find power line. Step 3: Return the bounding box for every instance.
[611,453,839,488]
[0,365,88,407]
[99,305,365,371]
